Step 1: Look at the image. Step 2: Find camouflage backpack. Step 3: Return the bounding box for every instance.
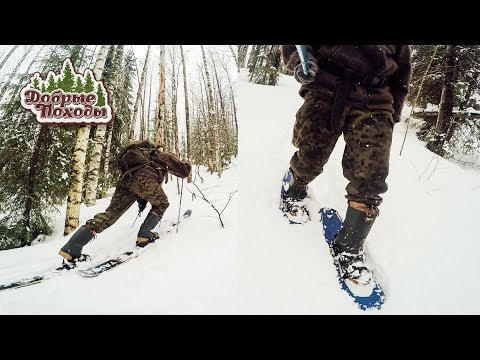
[115,140,158,174]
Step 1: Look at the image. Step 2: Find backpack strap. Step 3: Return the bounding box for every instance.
[119,163,149,182]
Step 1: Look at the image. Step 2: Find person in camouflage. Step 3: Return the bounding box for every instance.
[58,141,192,269]
[280,45,412,285]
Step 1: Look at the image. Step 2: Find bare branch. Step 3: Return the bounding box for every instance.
[220,190,238,215]
[187,181,237,228]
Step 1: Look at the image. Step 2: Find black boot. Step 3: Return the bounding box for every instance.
[59,226,95,260]
[136,212,160,247]
[333,206,377,285]
[333,206,376,254]
[287,181,308,201]
[285,168,308,200]
[281,168,310,223]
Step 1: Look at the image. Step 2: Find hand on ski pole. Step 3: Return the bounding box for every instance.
[137,198,148,215]
[294,59,318,84]
[294,45,318,84]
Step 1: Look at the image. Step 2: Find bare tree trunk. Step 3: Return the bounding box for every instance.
[25,45,47,74]
[427,45,457,156]
[155,45,166,149]
[129,45,151,140]
[99,124,114,196]
[64,44,109,235]
[180,45,192,182]
[0,45,33,101]
[238,45,248,69]
[85,46,124,205]
[219,57,238,144]
[227,69,238,138]
[248,45,261,81]
[88,45,98,68]
[0,45,19,71]
[79,45,87,65]
[227,45,238,72]
[201,45,222,177]
[164,105,172,153]
[211,55,229,162]
[211,54,226,118]
[153,91,158,143]
[140,63,148,140]
[147,72,153,141]
[436,45,456,134]
[170,47,179,156]
[198,63,214,173]
[100,45,126,196]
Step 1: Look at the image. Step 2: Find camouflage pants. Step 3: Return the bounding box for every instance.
[290,91,395,207]
[85,171,170,233]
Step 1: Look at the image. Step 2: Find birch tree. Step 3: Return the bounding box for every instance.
[220,56,238,145]
[198,63,214,173]
[129,45,150,140]
[201,45,222,176]
[168,46,180,155]
[147,72,153,141]
[140,63,148,140]
[155,45,166,149]
[84,45,124,206]
[64,44,109,235]
[180,45,192,182]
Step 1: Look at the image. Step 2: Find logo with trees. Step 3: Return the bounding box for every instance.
[20,58,112,124]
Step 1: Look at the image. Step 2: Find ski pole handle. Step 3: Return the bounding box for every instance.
[295,45,309,76]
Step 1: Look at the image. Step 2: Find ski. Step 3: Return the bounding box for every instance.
[320,207,385,310]
[0,275,45,292]
[0,209,192,290]
[80,209,192,277]
[79,250,141,277]
[0,268,67,292]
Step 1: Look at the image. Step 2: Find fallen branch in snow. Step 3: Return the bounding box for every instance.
[426,155,440,181]
[193,166,204,184]
[186,182,237,228]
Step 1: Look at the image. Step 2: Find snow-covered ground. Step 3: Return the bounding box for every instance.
[0,163,238,314]
[2,70,480,314]
[237,70,480,314]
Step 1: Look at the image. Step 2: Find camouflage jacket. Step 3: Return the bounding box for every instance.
[281,45,412,122]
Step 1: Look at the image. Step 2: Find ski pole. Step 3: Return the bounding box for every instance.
[176,178,184,234]
[295,45,309,76]
[131,211,141,228]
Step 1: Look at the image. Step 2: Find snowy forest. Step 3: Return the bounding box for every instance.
[0,45,238,250]
[242,45,480,167]
[1,44,479,314]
